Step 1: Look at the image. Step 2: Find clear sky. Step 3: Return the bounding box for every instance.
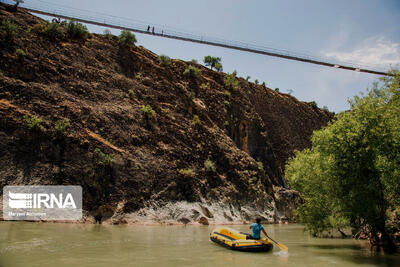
[25,0,400,112]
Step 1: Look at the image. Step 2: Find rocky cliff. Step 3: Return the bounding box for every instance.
[0,4,332,224]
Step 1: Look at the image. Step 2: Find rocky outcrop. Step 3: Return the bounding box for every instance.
[0,4,333,224]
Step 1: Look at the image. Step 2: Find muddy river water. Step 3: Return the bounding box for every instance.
[0,222,399,267]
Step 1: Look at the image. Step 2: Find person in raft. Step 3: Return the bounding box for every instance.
[248,218,268,240]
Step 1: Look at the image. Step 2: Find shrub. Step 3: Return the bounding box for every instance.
[200,83,210,90]
[24,115,44,131]
[246,76,251,81]
[223,100,230,107]
[262,82,266,87]
[322,106,329,112]
[249,177,257,185]
[183,66,201,78]
[31,23,45,34]
[55,118,71,134]
[141,105,155,116]
[94,148,114,166]
[224,72,240,91]
[275,88,280,92]
[44,22,65,40]
[224,121,229,126]
[257,161,264,171]
[1,19,19,40]
[204,159,216,172]
[191,115,201,125]
[224,90,231,97]
[119,30,137,47]
[128,89,134,99]
[254,79,259,84]
[66,20,89,40]
[203,55,221,70]
[310,101,318,109]
[15,48,26,59]
[179,168,195,177]
[103,29,113,39]
[158,54,171,67]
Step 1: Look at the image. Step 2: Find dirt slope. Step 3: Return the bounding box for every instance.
[0,4,332,223]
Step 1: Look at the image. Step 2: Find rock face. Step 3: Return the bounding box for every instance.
[0,4,333,224]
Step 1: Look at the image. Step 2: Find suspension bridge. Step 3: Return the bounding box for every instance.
[1,0,391,76]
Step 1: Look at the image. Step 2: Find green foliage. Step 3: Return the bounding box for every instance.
[128,89,135,99]
[191,115,201,125]
[24,115,44,131]
[179,168,196,177]
[103,29,113,39]
[141,105,155,116]
[286,70,400,244]
[224,72,240,91]
[15,48,26,59]
[0,19,19,40]
[189,91,195,99]
[215,62,223,72]
[66,20,89,40]
[254,79,259,84]
[158,54,171,67]
[204,159,216,172]
[203,55,221,70]
[224,120,229,126]
[262,82,266,87]
[118,30,137,47]
[55,118,71,134]
[31,23,46,34]
[249,177,257,185]
[322,106,329,112]
[44,22,65,40]
[275,88,280,92]
[310,101,318,109]
[200,82,210,90]
[224,90,231,97]
[183,66,201,78]
[246,76,251,81]
[257,161,264,171]
[223,100,230,107]
[94,148,114,166]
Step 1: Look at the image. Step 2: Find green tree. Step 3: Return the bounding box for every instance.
[286,70,400,251]
[203,56,221,70]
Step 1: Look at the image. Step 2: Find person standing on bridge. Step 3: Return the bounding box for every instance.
[147,25,150,32]
[152,26,154,34]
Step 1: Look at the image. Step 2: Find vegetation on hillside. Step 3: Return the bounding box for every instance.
[285,70,400,252]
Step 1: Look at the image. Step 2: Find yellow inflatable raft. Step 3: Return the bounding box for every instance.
[210,227,273,252]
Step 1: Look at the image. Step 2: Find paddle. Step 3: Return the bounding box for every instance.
[266,236,288,252]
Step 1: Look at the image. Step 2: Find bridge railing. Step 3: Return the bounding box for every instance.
[1,0,391,75]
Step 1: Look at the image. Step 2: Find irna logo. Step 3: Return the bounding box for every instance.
[3,185,82,221]
[8,191,77,209]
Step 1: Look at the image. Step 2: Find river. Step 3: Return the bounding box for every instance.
[0,222,399,267]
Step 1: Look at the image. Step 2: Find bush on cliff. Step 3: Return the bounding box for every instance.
[285,70,400,252]
[44,22,65,40]
[183,66,201,78]
[66,20,89,40]
[118,30,137,47]
[0,19,19,41]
